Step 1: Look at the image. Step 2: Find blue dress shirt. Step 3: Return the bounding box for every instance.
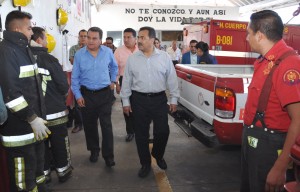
[71,46,118,99]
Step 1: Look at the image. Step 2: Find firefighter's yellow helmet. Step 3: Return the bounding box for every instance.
[13,0,31,7]
[46,33,56,53]
[57,8,68,26]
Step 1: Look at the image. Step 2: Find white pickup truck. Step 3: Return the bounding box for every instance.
[174,64,253,147]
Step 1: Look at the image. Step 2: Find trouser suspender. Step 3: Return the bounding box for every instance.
[251,50,298,127]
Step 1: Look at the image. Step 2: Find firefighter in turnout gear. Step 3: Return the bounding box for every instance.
[30,27,73,183]
[0,11,50,192]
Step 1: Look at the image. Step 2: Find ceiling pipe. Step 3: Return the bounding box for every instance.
[93,0,101,12]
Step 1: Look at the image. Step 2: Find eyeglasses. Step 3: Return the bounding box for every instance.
[190,46,196,48]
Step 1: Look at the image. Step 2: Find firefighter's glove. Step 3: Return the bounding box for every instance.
[29,117,51,140]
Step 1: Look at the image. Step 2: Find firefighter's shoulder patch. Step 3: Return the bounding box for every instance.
[283,69,300,85]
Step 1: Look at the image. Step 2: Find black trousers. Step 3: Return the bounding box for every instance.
[81,87,114,159]
[172,60,179,66]
[67,97,83,127]
[6,141,46,192]
[240,125,291,192]
[119,76,134,135]
[131,91,169,165]
[44,123,71,176]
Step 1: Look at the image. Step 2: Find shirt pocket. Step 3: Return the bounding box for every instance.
[247,82,262,111]
[154,62,167,75]
[248,83,260,95]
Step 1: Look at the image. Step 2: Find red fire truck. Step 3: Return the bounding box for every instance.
[283,24,300,54]
[177,17,300,147]
[183,19,300,65]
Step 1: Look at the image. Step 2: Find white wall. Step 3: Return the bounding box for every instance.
[91,4,239,39]
[91,3,300,41]
[0,0,91,67]
[239,5,300,25]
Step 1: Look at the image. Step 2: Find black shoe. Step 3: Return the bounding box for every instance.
[138,164,151,178]
[125,134,134,142]
[89,151,99,163]
[71,125,82,133]
[58,170,72,183]
[104,158,115,167]
[156,158,167,170]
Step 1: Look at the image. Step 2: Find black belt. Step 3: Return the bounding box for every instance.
[132,90,165,97]
[172,60,179,65]
[244,124,286,134]
[81,85,109,94]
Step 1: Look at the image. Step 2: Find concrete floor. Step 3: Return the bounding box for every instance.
[47,96,241,192]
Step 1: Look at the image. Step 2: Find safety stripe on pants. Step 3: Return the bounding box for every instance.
[14,157,26,190]
[46,116,68,127]
[56,136,72,176]
[1,133,36,147]
[36,174,45,184]
[29,186,38,192]
[46,109,69,120]
[66,136,72,167]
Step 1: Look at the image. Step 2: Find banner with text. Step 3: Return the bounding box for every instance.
[92,4,239,31]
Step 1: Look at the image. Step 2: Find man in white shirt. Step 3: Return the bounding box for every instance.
[166,40,181,65]
[120,26,179,178]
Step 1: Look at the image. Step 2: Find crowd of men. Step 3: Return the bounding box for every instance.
[0,9,300,192]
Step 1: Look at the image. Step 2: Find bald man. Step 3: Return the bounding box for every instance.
[166,40,182,65]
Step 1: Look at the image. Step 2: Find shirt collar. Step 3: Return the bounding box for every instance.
[83,45,103,53]
[124,44,139,52]
[30,40,43,47]
[137,47,160,57]
[263,39,288,62]
[3,30,29,48]
[190,51,197,56]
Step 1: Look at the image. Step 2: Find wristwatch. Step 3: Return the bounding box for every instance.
[111,81,116,84]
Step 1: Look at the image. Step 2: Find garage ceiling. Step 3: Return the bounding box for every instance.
[94,0,300,14]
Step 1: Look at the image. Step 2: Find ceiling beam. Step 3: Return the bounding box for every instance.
[227,0,238,6]
[240,0,300,15]
[235,0,248,7]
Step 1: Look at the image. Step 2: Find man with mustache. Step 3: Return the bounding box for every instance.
[120,26,179,178]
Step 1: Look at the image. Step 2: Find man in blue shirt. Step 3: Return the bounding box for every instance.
[181,39,200,64]
[71,27,118,167]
